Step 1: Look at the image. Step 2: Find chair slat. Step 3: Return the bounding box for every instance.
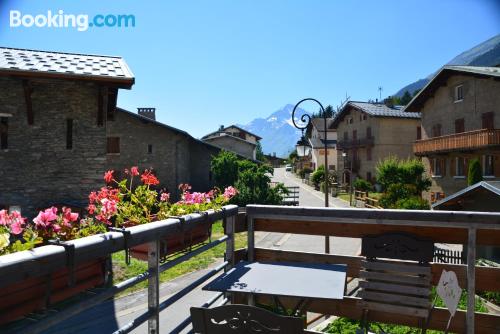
[361,260,431,277]
[359,270,430,286]
[359,289,430,308]
[359,280,430,297]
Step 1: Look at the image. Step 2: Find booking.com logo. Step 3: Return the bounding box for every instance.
[9,10,135,32]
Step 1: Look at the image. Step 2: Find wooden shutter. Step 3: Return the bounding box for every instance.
[494,155,500,177]
[0,117,7,150]
[482,112,494,129]
[440,159,446,177]
[450,157,455,176]
[430,158,435,175]
[464,158,469,177]
[455,119,464,133]
[366,127,372,139]
[417,126,422,140]
[107,137,120,154]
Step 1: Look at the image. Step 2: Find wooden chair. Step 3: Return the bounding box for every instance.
[190,304,304,334]
[358,233,434,333]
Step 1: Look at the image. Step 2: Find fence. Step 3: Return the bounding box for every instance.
[241,205,500,334]
[354,190,382,209]
[434,246,465,264]
[0,205,239,334]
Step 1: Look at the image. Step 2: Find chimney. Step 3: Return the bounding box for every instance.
[219,125,224,131]
[137,108,156,121]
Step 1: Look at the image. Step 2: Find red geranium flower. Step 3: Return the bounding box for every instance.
[104,170,114,183]
[141,170,160,186]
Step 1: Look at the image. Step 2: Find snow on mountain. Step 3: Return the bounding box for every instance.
[239,104,309,158]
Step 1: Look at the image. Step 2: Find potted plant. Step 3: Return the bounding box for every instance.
[88,167,237,260]
[0,207,108,325]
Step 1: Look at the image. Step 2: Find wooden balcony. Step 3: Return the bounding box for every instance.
[414,129,500,156]
[337,137,375,150]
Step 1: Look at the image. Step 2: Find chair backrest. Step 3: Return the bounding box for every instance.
[190,304,304,334]
[359,233,434,318]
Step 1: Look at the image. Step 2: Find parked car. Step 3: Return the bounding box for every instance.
[285,164,292,171]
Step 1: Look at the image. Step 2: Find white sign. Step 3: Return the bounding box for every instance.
[436,270,461,317]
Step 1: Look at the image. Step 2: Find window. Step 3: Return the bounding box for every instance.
[417,126,422,140]
[0,117,7,150]
[431,158,445,177]
[484,155,494,177]
[432,124,442,137]
[107,88,118,121]
[367,172,372,182]
[455,118,465,133]
[454,85,463,102]
[363,114,367,121]
[366,147,372,161]
[366,127,372,139]
[66,119,73,150]
[148,144,153,154]
[352,130,357,140]
[107,137,120,154]
[456,157,465,177]
[343,132,348,141]
[482,112,494,130]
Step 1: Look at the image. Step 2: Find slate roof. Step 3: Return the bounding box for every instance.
[405,65,500,113]
[331,101,421,128]
[0,47,134,87]
[202,125,262,141]
[308,137,337,149]
[432,181,500,209]
[311,118,335,132]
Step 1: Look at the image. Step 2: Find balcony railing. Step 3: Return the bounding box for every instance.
[337,136,375,150]
[414,128,500,156]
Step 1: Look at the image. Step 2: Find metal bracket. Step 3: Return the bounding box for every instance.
[108,227,132,265]
[48,238,75,286]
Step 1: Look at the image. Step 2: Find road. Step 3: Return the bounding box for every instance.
[256,167,359,255]
[40,168,360,334]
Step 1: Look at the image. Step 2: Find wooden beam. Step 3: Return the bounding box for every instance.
[253,218,500,245]
[22,80,33,125]
[254,295,500,333]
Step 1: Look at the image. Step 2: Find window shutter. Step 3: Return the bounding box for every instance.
[430,158,435,175]
[450,158,455,176]
[441,159,446,177]
[464,158,469,177]
[107,137,120,154]
[494,155,500,177]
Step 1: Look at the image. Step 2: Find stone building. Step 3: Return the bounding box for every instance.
[107,108,220,199]
[0,47,134,217]
[331,101,421,184]
[406,66,500,203]
[202,125,261,160]
[307,118,337,171]
[0,47,220,218]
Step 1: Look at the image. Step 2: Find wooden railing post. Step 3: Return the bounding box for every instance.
[225,215,235,268]
[148,239,160,334]
[466,227,476,334]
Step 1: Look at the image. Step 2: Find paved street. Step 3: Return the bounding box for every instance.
[256,168,360,256]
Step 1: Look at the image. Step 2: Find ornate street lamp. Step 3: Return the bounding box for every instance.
[295,136,312,157]
[292,98,330,253]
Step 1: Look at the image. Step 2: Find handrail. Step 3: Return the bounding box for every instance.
[0,205,238,334]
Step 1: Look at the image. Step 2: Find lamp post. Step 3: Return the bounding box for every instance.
[342,151,354,206]
[292,98,330,254]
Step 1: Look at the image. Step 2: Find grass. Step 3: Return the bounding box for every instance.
[111,221,247,296]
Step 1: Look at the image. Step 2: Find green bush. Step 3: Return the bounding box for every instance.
[354,178,373,192]
[210,151,287,207]
[395,197,430,210]
[311,165,325,186]
[376,156,431,193]
[468,158,483,185]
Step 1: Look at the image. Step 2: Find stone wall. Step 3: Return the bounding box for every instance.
[107,110,218,200]
[0,77,107,218]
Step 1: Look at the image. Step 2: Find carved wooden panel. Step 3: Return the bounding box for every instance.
[190,304,304,334]
[361,233,434,262]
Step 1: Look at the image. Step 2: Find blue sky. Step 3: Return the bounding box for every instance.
[1,0,499,138]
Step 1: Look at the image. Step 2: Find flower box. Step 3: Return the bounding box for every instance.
[130,220,212,260]
[0,257,108,325]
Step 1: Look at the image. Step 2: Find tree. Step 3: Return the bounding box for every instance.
[468,158,483,185]
[255,141,265,161]
[376,156,431,209]
[210,150,239,189]
[400,90,412,105]
[324,105,335,118]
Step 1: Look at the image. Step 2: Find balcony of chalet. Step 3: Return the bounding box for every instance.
[414,128,500,156]
[337,136,375,150]
[1,205,499,334]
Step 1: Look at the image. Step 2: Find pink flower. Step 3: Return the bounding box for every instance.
[0,209,7,226]
[33,207,58,229]
[141,170,160,186]
[0,210,26,235]
[131,166,139,176]
[62,207,79,226]
[104,170,114,183]
[160,192,170,202]
[223,186,238,200]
